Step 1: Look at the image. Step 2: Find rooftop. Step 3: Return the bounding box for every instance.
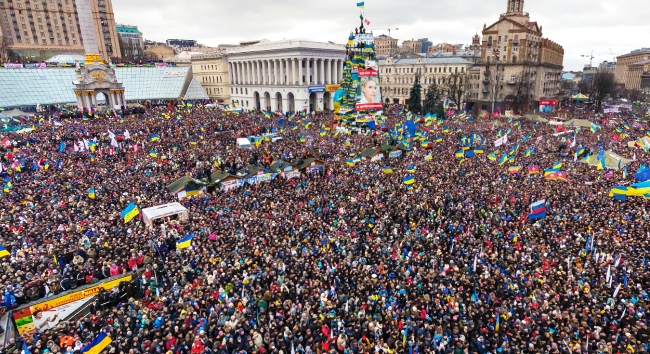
[115,24,142,34]
[225,39,345,55]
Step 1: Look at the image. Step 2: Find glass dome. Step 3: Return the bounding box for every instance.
[45,54,86,64]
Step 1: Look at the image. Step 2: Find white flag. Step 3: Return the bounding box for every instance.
[345,300,349,313]
[111,137,118,148]
[473,254,478,272]
[633,152,637,161]
[73,143,79,152]
[494,137,504,147]
[613,283,621,298]
[124,130,131,140]
[570,135,576,148]
[503,133,508,144]
[606,265,611,283]
[107,130,115,139]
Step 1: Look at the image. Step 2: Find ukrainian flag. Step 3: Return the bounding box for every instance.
[424,154,433,161]
[346,159,355,167]
[149,150,158,158]
[0,246,9,258]
[455,150,464,158]
[88,188,95,199]
[356,1,364,8]
[177,234,194,249]
[262,111,271,119]
[474,148,484,154]
[525,148,531,157]
[435,136,443,143]
[553,161,562,169]
[403,175,415,185]
[442,126,449,133]
[498,153,508,166]
[320,129,327,136]
[121,202,140,223]
[544,168,560,176]
[383,167,393,174]
[150,134,160,142]
[80,332,112,354]
[597,158,606,170]
[300,136,306,143]
[406,165,416,173]
[189,140,197,145]
[304,121,312,128]
[487,153,497,161]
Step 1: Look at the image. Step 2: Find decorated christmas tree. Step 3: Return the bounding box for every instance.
[333,11,384,127]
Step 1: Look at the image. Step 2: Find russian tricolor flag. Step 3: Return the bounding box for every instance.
[528,199,546,220]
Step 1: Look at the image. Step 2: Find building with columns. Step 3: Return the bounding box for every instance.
[226,39,346,112]
[191,52,230,102]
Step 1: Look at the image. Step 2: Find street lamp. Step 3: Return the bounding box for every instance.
[491,49,500,113]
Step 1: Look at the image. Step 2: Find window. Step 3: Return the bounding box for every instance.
[510,75,515,82]
[498,36,501,42]
[505,35,508,41]
[512,55,517,63]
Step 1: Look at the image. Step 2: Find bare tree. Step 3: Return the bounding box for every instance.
[592,69,615,113]
[445,72,467,109]
[0,36,8,61]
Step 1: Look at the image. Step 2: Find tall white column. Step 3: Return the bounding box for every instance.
[265,61,269,85]
[243,62,248,85]
[281,59,286,85]
[253,61,258,85]
[292,58,296,85]
[298,59,303,86]
[326,59,331,84]
[273,59,278,85]
[319,59,324,85]
[228,63,233,84]
[247,61,251,85]
[238,62,243,84]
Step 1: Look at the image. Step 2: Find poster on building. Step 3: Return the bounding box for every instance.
[4,63,23,68]
[355,68,382,111]
[13,274,132,338]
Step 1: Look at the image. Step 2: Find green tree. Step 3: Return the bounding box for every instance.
[423,80,445,117]
[407,74,422,114]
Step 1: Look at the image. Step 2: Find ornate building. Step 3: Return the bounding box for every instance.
[191,52,230,102]
[466,0,564,113]
[226,39,346,112]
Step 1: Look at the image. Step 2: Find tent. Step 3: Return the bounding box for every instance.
[141,202,189,228]
[0,108,33,117]
[518,114,549,123]
[572,93,589,100]
[580,150,632,170]
[564,119,594,128]
[627,136,650,149]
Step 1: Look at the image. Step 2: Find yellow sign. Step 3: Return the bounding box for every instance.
[326,84,340,92]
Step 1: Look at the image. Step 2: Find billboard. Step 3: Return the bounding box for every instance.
[355,62,382,111]
[13,274,132,337]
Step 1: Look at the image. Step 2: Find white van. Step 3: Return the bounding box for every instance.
[236,137,251,149]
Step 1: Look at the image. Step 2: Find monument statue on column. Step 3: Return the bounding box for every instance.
[72,0,125,110]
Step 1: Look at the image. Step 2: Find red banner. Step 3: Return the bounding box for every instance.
[539,100,557,105]
[358,69,378,77]
[355,103,383,110]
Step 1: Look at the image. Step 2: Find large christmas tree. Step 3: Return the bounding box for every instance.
[333,14,383,127]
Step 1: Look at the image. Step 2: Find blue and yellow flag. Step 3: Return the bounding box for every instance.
[150,134,160,142]
[383,167,393,174]
[356,1,364,9]
[597,158,606,170]
[80,332,112,354]
[121,202,139,223]
[149,150,158,158]
[0,246,9,258]
[406,165,416,173]
[553,161,562,169]
[88,188,95,199]
[177,234,194,250]
[403,175,415,185]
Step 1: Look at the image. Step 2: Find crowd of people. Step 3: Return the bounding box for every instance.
[1,101,649,354]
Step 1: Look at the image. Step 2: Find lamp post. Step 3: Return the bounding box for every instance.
[491,49,500,114]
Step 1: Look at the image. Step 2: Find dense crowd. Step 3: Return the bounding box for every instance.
[1,101,649,354]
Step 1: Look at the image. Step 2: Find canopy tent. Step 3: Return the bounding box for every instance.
[141,202,189,228]
[517,114,548,123]
[166,176,208,195]
[572,93,589,100]
[580,150,632,170]
[627,136,650,149]
[564,119,595,128]
[0,108,33,117]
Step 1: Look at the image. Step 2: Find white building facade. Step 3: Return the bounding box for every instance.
[227,39,346,112]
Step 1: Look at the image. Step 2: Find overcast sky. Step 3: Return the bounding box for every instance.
[112,0,649,71]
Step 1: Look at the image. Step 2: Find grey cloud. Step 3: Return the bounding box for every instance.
[113,0,650,71]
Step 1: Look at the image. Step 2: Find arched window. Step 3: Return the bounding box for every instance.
[512,55,517,63]
[487,36,493,47]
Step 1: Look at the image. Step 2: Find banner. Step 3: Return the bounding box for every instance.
[308,85,326,93]
[355,64,382,111]
[325,84,340,92]
[24,63,47,69]
[13,274,132,337]
[155,63,169,67]
[4,63,23,68]
[389,150,402,158]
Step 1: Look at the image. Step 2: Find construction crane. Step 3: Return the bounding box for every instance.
[609,48,617,62]
[379,28,399,38]
[581,51,595,68]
